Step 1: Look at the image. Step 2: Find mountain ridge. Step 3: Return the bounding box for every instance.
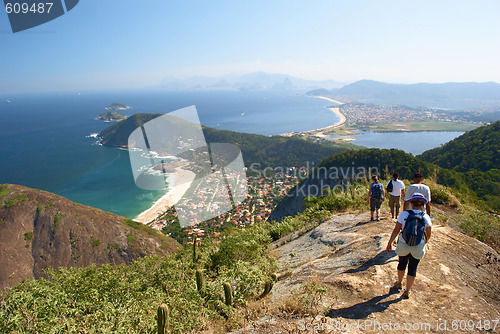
[309,79,500,110]
[159,72,346,91]
[98,113,356,168]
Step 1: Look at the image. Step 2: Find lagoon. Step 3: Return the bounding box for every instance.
[339,131,464,156]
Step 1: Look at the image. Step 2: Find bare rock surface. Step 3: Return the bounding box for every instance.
[0,184,180,289]
[234,208,500,333]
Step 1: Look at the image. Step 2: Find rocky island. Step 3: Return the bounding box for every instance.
[105,102,130,111]
[97,110,127,122]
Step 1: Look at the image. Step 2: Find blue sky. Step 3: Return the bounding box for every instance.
[1,0,499,93]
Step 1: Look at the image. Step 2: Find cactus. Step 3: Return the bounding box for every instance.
[271,273,278,282]
[258,280,273,300]
[193,234,197,263]
[157,304,169,334]
[196,269,204,292]
[223,282,233,306]
[258,273,278,300]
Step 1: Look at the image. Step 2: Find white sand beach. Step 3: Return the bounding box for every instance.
[135,167,196,224]
[281,96,346,136]
[307,96,346,134]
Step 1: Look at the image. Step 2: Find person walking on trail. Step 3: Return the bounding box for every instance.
[404,170,431,215]
[367,175,384,221]
[386,192,432,299]
[386,172,406,219]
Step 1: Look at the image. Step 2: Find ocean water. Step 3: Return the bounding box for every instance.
[0,90,466,218]
[0,90,338,218]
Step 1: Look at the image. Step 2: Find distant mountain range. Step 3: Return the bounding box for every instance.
[159,72,346,91]
[159,73,500,110]
[309,79,500,110]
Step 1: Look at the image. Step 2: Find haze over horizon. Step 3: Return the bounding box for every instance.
[1,0,500,93]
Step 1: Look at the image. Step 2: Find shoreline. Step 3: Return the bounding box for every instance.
[314,95,346,105]
[135,95,347,223]
[135,167,196,224]
[281,95,346,136]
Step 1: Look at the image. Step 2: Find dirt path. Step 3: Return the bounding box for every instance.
[232,207,500,333]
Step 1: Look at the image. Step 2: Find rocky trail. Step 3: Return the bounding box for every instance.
[232,207,500,333]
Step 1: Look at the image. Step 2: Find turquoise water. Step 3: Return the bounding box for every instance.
[0,90,338,218]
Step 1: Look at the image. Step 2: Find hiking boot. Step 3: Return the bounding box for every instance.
[376,216,380,221]
[370,217,374,221]
[393,282,402,290]
[402,290,410,299]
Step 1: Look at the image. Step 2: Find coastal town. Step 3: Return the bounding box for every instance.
[145,99,482,245]
[150,170,301,244]
[284,99,481,144]
[339,103,476,126]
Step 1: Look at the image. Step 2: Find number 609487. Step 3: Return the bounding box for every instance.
[5,2,53,14]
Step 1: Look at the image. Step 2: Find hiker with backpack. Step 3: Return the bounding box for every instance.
[386,192,432,299]
[404,170,431,215]
[386,172,406,219]
[367,175,384,221]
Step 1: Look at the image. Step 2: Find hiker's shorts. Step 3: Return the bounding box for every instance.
[389,195,400,211]
[370,198,382,211]
[397,254,420,277]
[395,239,426,260]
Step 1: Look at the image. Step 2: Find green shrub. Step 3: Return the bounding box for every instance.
[4,193,28,208]
[0,185,10,198]
[106,243,119,251]
[281,280,329,317]
[23,232,33,241]
[53,213,66,234]
[126,233,135,246]
[90,236,101,247]
[458,209,500,252]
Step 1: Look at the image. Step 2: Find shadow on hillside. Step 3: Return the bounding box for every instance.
[327,292,402,319]
[344,251,397,274]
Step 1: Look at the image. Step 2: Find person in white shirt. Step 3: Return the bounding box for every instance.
[386,172,406,219]
[386,192,432,299]
[404,170,431,215]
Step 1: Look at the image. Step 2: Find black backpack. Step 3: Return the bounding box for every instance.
[402,210,427,246]
[386,180,393,192]
[371,183,383,199]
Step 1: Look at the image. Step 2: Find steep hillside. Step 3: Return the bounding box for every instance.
[0,184,179,289]
[418,121,500,173]
[1,186,498,333]
[270,148,434,223]
[418,121,500,211]
[99,113,163,147]
[99,113,353,168]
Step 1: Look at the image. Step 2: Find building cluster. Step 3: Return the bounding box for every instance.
[340,103,470,126]
[151,170,300,243]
